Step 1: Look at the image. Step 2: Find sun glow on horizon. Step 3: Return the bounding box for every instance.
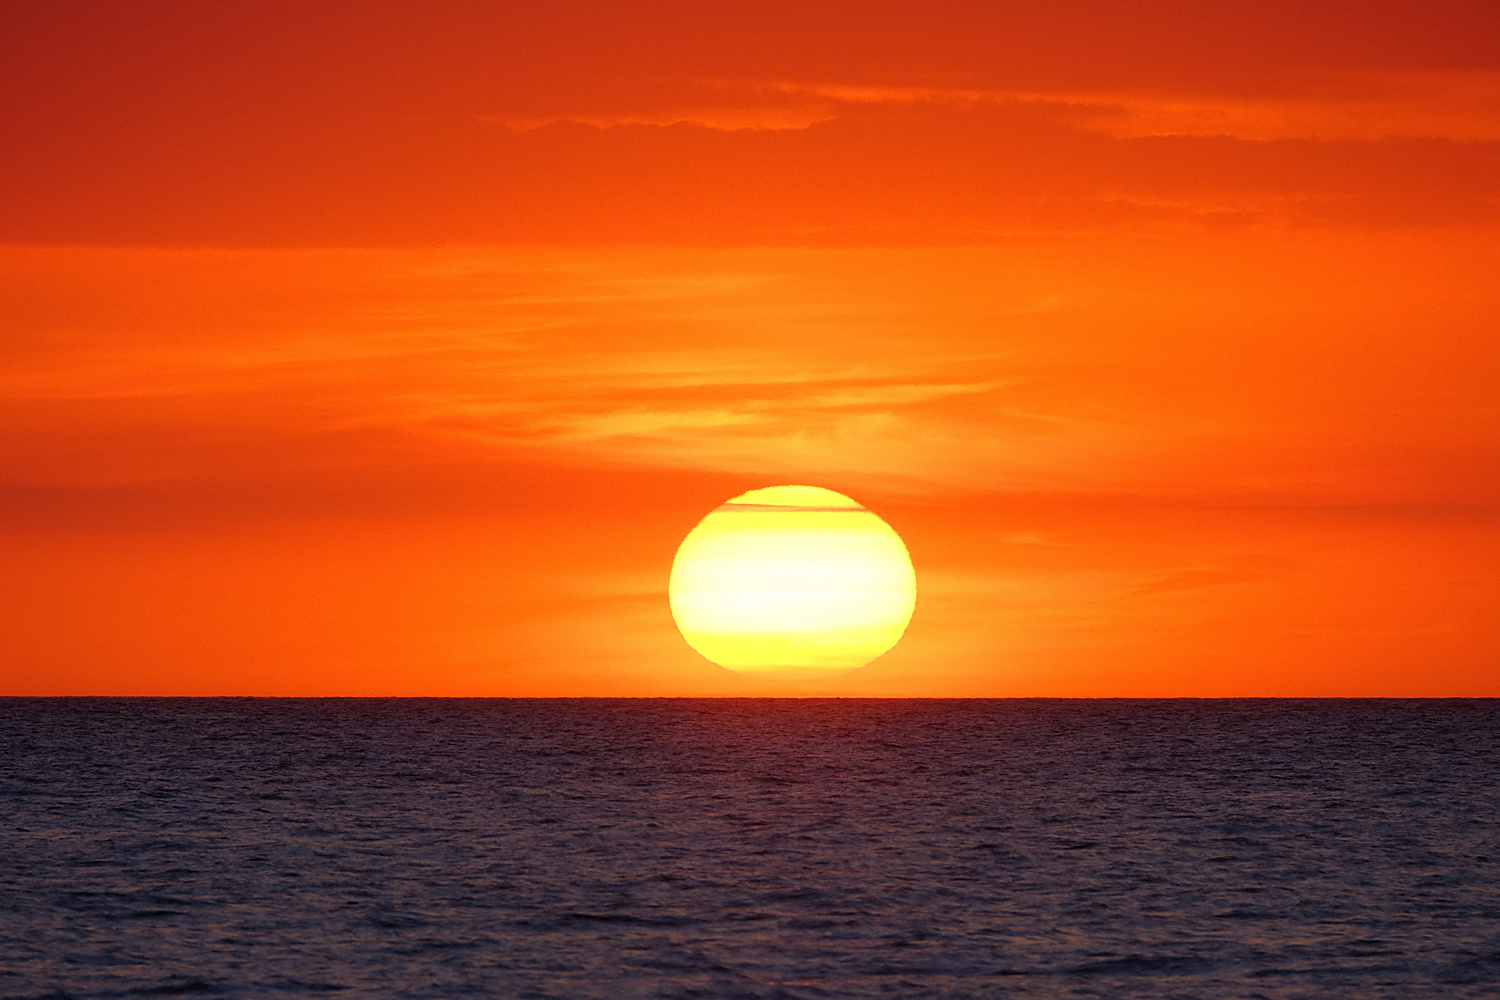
[668,485,917,673]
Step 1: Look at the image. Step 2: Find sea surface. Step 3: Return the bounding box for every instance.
[1,698,1497,999]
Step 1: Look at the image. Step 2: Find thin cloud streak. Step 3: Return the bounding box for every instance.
[4,236,1497,504]
[501,70,1500,142]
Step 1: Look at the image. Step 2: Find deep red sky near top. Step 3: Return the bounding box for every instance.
[2,1,1498,695]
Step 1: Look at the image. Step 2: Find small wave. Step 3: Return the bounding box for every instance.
[1067,955,1215,976]
[121,980,221,997]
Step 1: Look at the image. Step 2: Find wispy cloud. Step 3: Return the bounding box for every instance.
[492,71,1500,142]
[3,238,1498,503]
[754,71,1500,141]
[482,107,837,132]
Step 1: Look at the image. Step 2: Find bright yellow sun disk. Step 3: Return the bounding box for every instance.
[669,485,916,672]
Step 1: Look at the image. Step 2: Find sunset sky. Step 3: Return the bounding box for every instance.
[3,0,1498,696]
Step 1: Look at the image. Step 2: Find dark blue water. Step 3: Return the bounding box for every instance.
[1,699,1497,999]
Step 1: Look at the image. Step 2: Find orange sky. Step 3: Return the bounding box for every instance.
[2,1,1498,696]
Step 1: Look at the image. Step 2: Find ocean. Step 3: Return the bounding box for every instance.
[1,698,1496,998]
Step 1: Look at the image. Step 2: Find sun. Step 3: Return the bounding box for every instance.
[669,485,916,673]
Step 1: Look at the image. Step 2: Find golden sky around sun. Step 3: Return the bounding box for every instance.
[1,2,1498,696]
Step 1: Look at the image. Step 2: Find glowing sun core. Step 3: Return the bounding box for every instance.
[669,485,916,673]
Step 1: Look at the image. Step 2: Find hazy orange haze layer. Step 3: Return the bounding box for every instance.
[1,2,1497,695]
